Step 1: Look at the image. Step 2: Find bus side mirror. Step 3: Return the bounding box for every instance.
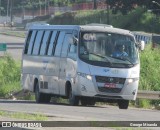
[140,40,145,51]
[73,36,78,46]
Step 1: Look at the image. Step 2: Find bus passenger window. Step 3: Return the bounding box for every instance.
[40,31,51,55]
[47,31,58,56]
[54,31,65,56]
[32,30,44,55]
[24,31,32,54]
[27,30,37,55]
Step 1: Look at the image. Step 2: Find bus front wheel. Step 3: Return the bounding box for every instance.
[68,87,79,106]
[118,100,129,109]
[81,97,96,106]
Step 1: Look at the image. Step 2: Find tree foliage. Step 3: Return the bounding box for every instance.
[106,0,160,15]
[0,0,160,15]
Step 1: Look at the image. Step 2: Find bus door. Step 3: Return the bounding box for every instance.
[51,31,66,94]
[59,33,73,95]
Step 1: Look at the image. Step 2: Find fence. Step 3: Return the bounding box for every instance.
[137,90,160,100]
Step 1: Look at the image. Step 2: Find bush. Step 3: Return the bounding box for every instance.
[139,45,160,91]
[0,55,21,98]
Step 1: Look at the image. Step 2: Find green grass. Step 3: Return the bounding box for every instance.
[0,110,48,121]
[139,45,160,91]
[0,55,21,98]
[0,30,25,38]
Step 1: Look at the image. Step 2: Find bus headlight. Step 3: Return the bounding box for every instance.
[77,72,92,81]
[126,78,139,84]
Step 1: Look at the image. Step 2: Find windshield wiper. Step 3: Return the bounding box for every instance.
[111,56,134,66]
[90,53,112,65]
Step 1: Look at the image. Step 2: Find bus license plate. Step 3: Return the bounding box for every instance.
[104,83,116,88]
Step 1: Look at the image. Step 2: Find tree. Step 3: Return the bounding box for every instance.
[106,0,155,15]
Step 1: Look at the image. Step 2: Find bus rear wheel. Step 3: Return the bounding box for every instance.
[118,100,129,109]
[35,82,43,103]
[35,82,51,103]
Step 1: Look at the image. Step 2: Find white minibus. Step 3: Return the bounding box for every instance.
[21,24,143,109]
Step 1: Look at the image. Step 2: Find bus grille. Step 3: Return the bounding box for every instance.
[98,87,122,93]
[95,76,126,84]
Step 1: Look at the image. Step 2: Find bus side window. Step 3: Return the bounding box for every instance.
[61,34,72,57]
[40,31,51,55]
[27,30,37,55]
[54,31,66,56]
[47,31,58,56]
[32,30,44,55]
[24,31,32,54]
[68,44,77,60]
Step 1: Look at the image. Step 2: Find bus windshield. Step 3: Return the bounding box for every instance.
[79,32,139,68]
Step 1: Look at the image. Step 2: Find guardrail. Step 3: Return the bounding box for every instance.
[137,90,160,100]
[7,43,24,49]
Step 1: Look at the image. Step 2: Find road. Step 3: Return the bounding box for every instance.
[0,99,159,121]
[0,100,160,130]
[0,34,24,60]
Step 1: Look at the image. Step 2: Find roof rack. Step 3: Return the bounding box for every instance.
[86,23,113,28]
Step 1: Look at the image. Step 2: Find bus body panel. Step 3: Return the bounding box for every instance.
[76,60,139,100]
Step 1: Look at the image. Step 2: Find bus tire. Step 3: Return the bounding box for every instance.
[118,100,129,109]
[81,98,96,106]
[81,98,88,106]
[88,99,96,106]
[35,82,43,103]
[43,94,51,103]
[68,87,79,106]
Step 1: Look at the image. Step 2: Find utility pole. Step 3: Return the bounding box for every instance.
[48,0,50,15]
[7,0,9,23]
[0,0,1,16]
[39,0,41,16]
[107,2,110,24]
[10,0,13,25]
[45,0,47,15]
[93,0,97,10]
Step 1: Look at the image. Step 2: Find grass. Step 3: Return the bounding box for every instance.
[0,55,21,98]
[139,45,160,91]
[0,30,26,38]
[0,110,48,121]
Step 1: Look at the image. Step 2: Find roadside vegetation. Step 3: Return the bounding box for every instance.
[48,7,160,34]
[138,45,160,109]
[0,110,48,121]
[0,55,21,98]
[0,29,26,38]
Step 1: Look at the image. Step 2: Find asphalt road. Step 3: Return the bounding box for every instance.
[0,34,24,60]
[0,99,159,121]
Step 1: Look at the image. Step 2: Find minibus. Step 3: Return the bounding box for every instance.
[21,24,144,109]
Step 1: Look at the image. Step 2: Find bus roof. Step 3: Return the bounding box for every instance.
[29,24,133,36]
